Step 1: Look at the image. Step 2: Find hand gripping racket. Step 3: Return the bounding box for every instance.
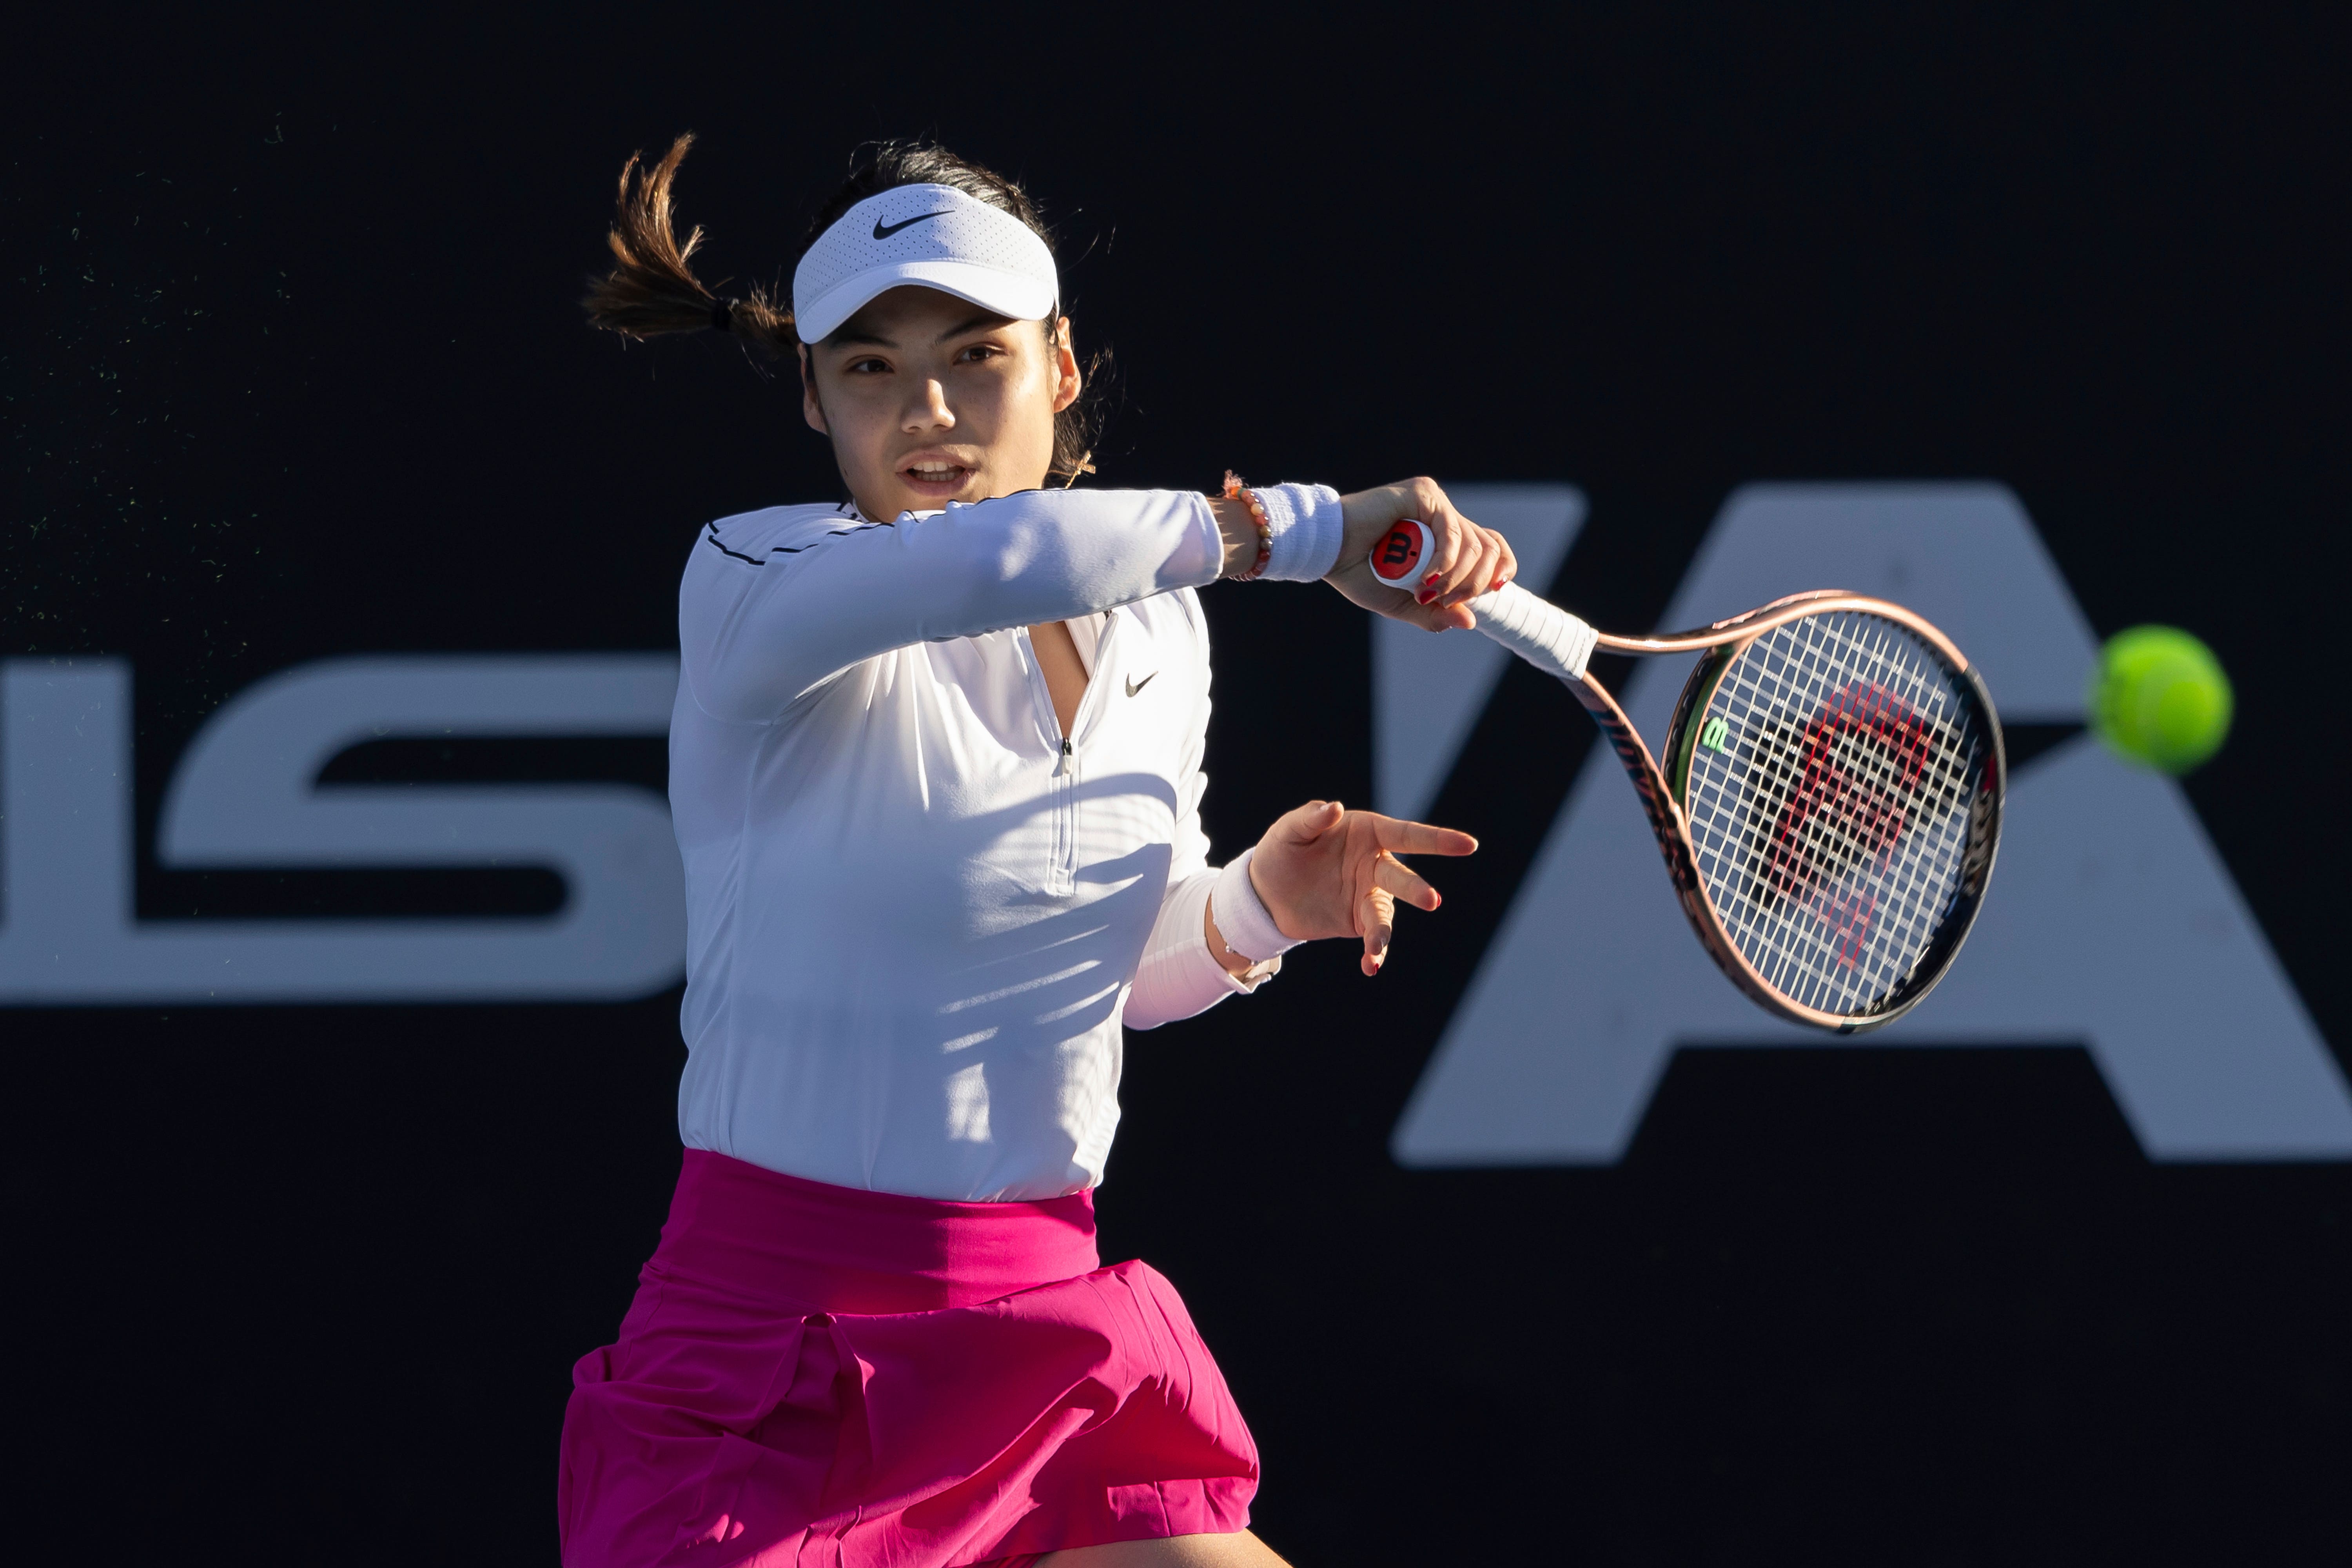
[1371,519,2004,1033]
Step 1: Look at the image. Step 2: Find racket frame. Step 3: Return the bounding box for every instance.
[1567,592,2005,1033]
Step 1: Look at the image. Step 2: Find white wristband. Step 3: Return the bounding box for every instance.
[1254,483,1346,583]
[1211,848,1303,962]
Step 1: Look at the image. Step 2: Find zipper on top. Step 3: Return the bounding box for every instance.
[1024,613,1125,897]
[1020,626,1080,896]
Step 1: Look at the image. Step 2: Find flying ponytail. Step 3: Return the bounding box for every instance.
[583,134,795,358]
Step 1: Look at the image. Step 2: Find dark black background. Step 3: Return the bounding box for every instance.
[7,6,2348,1563]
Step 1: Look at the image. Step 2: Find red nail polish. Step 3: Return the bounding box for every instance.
[1417,590,1435,605]
[1423,571,1441,586]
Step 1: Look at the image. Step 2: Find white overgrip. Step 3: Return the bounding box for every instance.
[1466,582,1597,683]
[1362,519,1595,683]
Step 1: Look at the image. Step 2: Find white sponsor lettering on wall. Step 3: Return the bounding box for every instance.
[0,655,684,1004]
[13,471,2347,1164]
[1386,484,2352,1163]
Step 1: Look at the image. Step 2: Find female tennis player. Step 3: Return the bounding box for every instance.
[560,136,1517,1568]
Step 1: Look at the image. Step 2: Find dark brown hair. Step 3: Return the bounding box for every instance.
[584,134,1101,483]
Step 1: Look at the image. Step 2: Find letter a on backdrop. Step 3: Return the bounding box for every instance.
[1389,483,2352,1163]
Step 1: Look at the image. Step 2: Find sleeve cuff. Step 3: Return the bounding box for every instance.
[1178,867,1281,994]
[1125,868,1277,1031]
[1212,848,1305,962]
[1256,483,1346,583]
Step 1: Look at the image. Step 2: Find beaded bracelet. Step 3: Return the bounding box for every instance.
[1221,471,1274,581]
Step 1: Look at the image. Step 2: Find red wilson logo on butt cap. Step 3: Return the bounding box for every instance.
[1372,521,1433,583]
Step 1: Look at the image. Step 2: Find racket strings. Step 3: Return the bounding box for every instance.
[1682,611,1987,1017]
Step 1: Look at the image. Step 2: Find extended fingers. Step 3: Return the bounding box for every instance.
[1358,885,1396,975]
[1367,813,1480,857]
[1372,852,1440,912]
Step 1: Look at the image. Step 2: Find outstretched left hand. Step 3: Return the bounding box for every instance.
[1236,800,1479,976]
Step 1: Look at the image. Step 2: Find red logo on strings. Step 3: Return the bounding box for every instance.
[1759,682,1942,968]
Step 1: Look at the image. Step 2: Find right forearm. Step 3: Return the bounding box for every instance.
[684,488,1223,722]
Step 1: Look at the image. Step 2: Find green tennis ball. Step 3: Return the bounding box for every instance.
[2088,626,2233,774]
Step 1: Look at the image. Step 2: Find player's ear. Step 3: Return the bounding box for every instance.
[801,345,829,435]
[1050,317,1080,414]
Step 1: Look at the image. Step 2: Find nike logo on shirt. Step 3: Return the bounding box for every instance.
[873,212,951,240]
[1125,672,1156,697]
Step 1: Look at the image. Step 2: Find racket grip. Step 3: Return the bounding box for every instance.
[1366,519,1597,682]
[1466,581,1597,683]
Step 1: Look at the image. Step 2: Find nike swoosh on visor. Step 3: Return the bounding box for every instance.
[873,212,951,240]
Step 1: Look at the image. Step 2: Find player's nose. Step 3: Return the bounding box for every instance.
[902,379,955,431]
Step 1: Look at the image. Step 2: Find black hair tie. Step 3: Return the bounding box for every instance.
[710,299,734,333]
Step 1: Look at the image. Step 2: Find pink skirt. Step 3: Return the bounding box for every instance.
[559,1151,1258,1567]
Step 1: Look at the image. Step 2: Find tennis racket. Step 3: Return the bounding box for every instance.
[1371,520,2004,1033]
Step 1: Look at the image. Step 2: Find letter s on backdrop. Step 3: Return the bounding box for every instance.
[0,654,684,1005]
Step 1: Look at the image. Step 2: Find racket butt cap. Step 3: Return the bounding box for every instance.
[1369,520,1437,587]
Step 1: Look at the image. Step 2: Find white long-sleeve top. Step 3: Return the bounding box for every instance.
[670,485,1343,1201]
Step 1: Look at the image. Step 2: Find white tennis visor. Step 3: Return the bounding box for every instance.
[792,183,1060,344]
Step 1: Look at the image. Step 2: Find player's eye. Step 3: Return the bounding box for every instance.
[844,357,889,375]
[955,343,1005,365]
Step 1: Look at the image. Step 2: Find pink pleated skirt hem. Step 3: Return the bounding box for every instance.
[559,1151,1258,1568]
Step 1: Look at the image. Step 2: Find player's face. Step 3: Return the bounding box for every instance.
[802,285,1079,520]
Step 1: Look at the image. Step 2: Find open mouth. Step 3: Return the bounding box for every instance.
[901,460,975,491]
